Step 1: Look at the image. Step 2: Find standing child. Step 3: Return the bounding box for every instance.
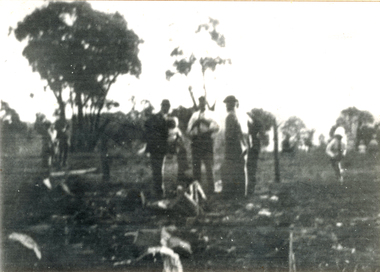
[167,117,182,156]
[326,127,347,183]
[166,116,189,184]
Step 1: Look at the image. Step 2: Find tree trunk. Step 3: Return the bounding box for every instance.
[75,92,84,126]
[273,119,281,183]
[188,86,198,109]
[75,92,85,151]
[247,136,260,195]
[100,135,110,182]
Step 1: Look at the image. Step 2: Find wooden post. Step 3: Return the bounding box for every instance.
[273,119,281,183]
[100,135,110,181]
[289,226,296,272]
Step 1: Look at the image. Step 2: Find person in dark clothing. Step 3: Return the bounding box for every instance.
[222,95,247,198]
[145,99,171,198]
[187,96,219,195]
[35,116,55,189]
[247,116,260,196]
[56,123,70,168]
[281,133,295,154]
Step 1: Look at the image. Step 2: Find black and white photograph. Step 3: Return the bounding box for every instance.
[1,1,379,271]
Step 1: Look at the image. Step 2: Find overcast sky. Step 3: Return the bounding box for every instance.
[1,1,380,138]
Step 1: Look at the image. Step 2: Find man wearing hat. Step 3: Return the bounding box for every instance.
[187,96,219,194]
[34,114,55,189]
[222,95,247,197]
[326,126,347,183]
[145,99,171,198]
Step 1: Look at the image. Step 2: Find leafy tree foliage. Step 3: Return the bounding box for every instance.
[301,129,315,151]
[14,2,142,150]
[337,107,374,134]
[1,101,27,134]
[375,122,380,147]
[171,54,197,77]
[357,125,376,147]
[247,108,275,148]
[246,109,275,189]
[1,101,28,155]
[281,116,306,147]
[166,18,230,109]
[196,18,226,47]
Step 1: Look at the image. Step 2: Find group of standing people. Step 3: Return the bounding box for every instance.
[144,95,254,200]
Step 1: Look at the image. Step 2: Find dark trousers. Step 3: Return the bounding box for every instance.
[41,144,53,179]
[177,144,189,182]
[150,152,165,198]
[191,136,214,194]
[222,156,246,198]
[58,143,68,167]
[330,158,342,179]
[247,148,259,195]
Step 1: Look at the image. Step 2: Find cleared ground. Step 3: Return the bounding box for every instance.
[1,137,379,272]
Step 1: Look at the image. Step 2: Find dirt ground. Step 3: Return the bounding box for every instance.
[1,141,380,272]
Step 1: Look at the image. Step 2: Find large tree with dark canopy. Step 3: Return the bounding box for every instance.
[333,107,374,150]
[281,116,306,148]
[14,2,142,150]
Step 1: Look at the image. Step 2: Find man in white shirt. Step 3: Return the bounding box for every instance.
[187,96,219,195]
[326,126,347,183]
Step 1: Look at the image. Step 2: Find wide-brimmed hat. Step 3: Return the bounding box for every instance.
[223,95,238,103]
[161,99,171,106]
[334,127,345,137]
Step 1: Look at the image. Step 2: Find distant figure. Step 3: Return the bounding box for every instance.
[35,117,55,189]
[56,123,70,168]
[246,115,260,196]
[222,95,247,198]
[145,99,170,198]
[326,127,347,183]
[358,140,367,154]
[368,135,379,157]
[282,133,296,154]
[187,96,219,195]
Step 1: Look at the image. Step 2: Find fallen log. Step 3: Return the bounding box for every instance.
[50,167,97,177]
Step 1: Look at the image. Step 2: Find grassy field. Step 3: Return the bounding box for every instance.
[1,135,379,271]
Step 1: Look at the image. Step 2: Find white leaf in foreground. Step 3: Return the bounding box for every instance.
[9,232,42,260]
[258,209,272,217]
[167,237,192,255]
[269,195,279,202]
[147,246,183,272]
[161,227,192,255]
[245,203,255,211]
